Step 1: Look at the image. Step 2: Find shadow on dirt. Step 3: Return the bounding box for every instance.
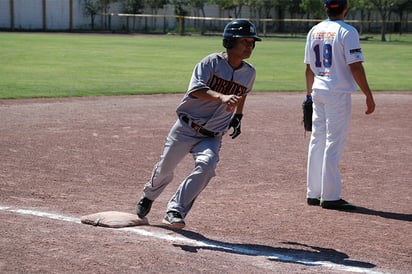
[168,229,376,270]
[353,207,412,222]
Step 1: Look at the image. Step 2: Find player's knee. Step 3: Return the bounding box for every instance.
[195,155,218,177]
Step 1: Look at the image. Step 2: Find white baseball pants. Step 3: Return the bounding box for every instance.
[307,90,352,201]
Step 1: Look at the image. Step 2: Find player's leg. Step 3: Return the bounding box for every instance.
[137,119,196,219]
[307,90,326,201]
[142,119,196,200]
[166,136,222,217]
[321,93,352,201]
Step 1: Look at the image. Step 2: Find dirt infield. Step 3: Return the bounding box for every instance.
[1,92,411,274]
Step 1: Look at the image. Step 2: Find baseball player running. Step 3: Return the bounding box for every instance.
[135,19,261,228]
[304,0,375,210]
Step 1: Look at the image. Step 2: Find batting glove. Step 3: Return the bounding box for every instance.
[229,114,243,139]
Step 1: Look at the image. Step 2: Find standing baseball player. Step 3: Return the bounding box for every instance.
[304,0,375,210]
[135,19,261,228]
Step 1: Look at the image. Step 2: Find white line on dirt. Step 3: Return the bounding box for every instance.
[0,205,386,274]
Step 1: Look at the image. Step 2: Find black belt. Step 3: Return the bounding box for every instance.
[181,116,219,137]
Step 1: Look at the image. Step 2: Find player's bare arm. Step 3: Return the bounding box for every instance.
[191,89,241,107]
[234,95,246,114]
[349,62,376,114]
[305,64,314,96]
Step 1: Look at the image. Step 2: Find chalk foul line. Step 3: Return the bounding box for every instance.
[0,205,385,274]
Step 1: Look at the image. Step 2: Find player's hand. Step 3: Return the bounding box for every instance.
[365,96,375,114]
[221,95,240,106]
[221,95,241,112]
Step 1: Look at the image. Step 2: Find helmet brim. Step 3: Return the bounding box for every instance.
[229,35,262,41]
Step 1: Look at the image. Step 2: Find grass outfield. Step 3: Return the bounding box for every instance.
[0,32,411,99]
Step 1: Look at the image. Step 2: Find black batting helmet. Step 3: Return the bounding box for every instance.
[223,19,262,49]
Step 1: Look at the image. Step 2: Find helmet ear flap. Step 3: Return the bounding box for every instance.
[223,38,236,49]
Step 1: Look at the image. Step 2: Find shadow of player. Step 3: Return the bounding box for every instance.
[163,229,376,270]
[353,207,411,222]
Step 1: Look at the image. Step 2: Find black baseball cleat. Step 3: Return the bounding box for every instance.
[307,198,321,206]
[136,197,153,218]
[321,199,357,210]
[162,211,185,229]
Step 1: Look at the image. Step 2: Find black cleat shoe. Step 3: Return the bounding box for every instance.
[307,198,321,206]
[321,199,357,210]
[162,211,185,229]
[136,197,153,218]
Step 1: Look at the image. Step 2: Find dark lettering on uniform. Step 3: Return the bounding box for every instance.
[210,75,247,96]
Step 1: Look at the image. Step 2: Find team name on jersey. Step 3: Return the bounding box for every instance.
[312,31,336,40]
[210,75,248,96]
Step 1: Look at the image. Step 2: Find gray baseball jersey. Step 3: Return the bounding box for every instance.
[141,51,257,217]
[176,52,256,133]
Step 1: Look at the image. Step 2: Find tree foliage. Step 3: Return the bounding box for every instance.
[122,0,145,13]
[81,0,412,36]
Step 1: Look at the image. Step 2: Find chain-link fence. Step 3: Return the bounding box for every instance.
[113,14,411,37]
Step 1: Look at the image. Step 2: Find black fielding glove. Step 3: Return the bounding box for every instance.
[302,95,313,132]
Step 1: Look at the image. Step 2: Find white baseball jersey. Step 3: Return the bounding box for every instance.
[176,52,256,133]
[304,19,364,93]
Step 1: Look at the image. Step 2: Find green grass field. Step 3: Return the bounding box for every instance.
[0,32,411,99]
